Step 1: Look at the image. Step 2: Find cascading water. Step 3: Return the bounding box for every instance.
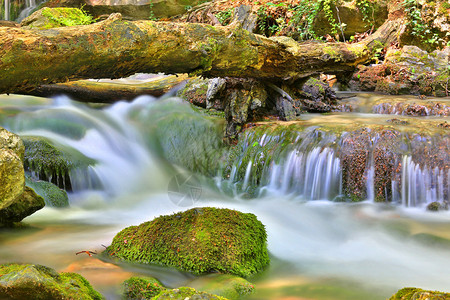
[3,0,10,20]
[0,93,449,299]
[16,0,40,22]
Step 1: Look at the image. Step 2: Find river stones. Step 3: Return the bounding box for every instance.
[0,186,45,225]
[106,207,269,277]
[0,263,103,299]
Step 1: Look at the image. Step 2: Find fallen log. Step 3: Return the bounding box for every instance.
[0,13,404,94]
[18,74,189,102]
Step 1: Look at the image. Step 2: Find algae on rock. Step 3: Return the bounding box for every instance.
[26,176,69,207]
[0,263,103,300]
[106,207,269,278]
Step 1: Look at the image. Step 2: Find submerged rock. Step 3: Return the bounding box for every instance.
[105,207,269,277]
[187,274,255,299]
[0,263,103,299]
[26,177,69,207]
[123,276,165,299]
[389,287,450,300]
[153,287,227,300]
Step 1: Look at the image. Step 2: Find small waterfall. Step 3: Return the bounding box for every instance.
[267,147,341,200]
[16,0,41,22]
[4,0,10,20]
[401,155,449,207]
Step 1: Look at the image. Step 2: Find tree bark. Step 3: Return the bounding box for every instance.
[0,13,404,94]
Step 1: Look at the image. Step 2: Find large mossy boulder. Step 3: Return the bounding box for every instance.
[0,127,25,210]
[0,263,103,299]
[390,287,450,300]
[106,207,269,277]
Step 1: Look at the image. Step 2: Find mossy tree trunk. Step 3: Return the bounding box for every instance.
[0,13,404,94]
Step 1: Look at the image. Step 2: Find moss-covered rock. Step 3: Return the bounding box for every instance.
[123,276,165,299]
[187,274,255,299]
[0,263,103,299]
[26,177,69,207]
[105,207,269,277]
[0,186,45,226]
[389,287,450,300]
[22,136,96,190]
[0,127,25,210]
[21,7,95,29]
[153,287,227,300]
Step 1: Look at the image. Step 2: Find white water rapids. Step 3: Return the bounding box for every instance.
[0,94,449,299]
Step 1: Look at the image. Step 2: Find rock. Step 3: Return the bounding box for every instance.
[0,20,20,27]
[23,136,96,190]
[206,78,226,110]
[0,187,45,226]
[26,177,69,207]
[312,0,389,40]
[0,127,25,210]
[105,207,269,277]
[0,263,103,299]
[350,46,450,97]
[44,0,205,20]
[426,201,449,212]
[229,5,257,33]
[187,274,255,300]
[389,287,450,300]
[21,7,94,29]
[178,77,209,108]
[123,276,165,299]
[153,287,226,300]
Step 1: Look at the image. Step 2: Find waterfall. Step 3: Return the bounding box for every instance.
[16,0,40,22]
[401,155,449,207]
[4,0,10,20]
[267,147,341,200]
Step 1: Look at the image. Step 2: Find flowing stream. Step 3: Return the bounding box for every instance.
[0,92,449,299]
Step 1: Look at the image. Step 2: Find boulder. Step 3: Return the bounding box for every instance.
[0,127,25,211]
[0,186,45,226]
[187,274,255,300]
[105,207,269,277]
[0,263,103,299]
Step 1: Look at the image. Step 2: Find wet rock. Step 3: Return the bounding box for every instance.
[23,136,96,191]
[105,207,269,277]
[0,263,103,299]
[206,78,226,110]
[426,201,449,212]
[187,274,255,299]
[26,177,69,207]
[0,187,45,226]
[389,287,450,300]
[123,276,165,299]
[0,127,25,211]
[154,287,226,300]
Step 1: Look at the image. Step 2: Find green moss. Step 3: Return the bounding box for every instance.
[323,45,343,62]
[123,276,165,299]
[105,207,269,278]
[40,7,95,28]
[153,287,227,300]
[26,177,69,208]
[22,136,96,190]
[189,274,255,300]
[389,287,449,300]
[0,263,103,300]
